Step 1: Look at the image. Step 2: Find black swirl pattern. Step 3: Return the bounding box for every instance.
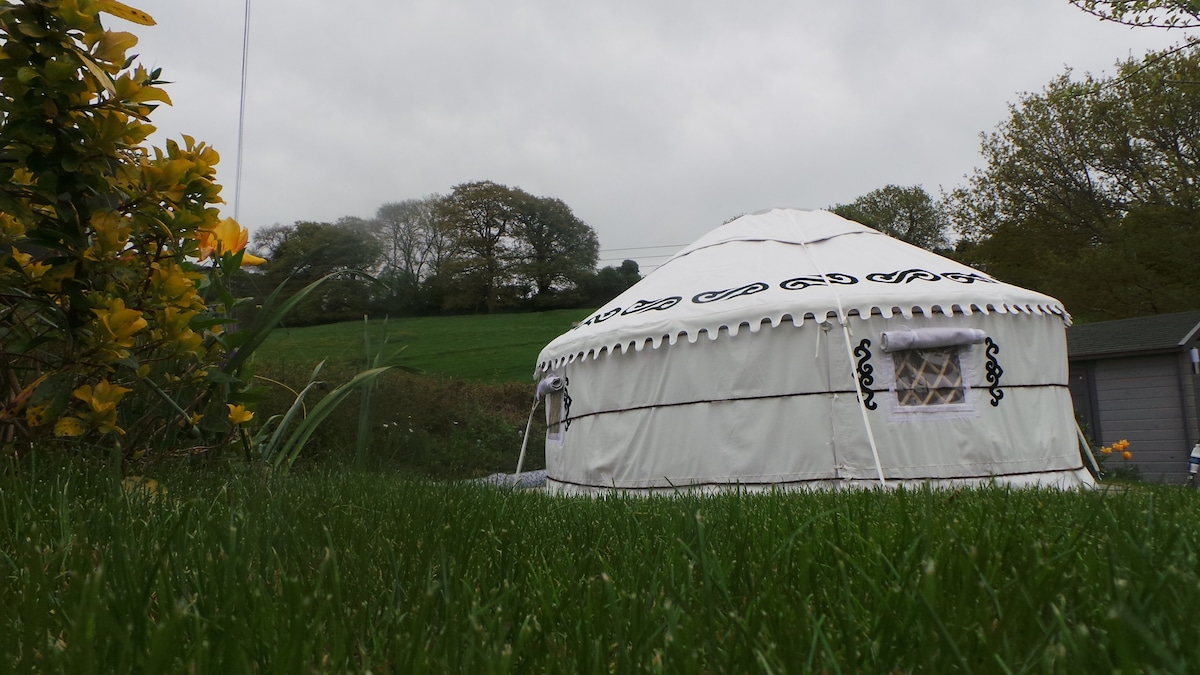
[621,297,682,315]
[578,307,622,327]
[563,377,574,430]
[692,282,770,304]
[866,269,941,284]
[853,338,878,410]
[984,337,1004,407]
[780,273,859,290]
[942,271,997,284]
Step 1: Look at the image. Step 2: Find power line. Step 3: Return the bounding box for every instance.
[598,253,676,262]
[600,244,687,254]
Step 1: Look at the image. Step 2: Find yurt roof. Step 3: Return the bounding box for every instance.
[537,209,1069,372]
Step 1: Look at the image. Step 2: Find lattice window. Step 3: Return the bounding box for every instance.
[892,347,965,407]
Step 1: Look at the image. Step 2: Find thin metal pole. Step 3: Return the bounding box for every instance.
[234,0,251,221]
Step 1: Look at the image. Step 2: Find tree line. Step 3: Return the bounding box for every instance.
[244,180,641,325]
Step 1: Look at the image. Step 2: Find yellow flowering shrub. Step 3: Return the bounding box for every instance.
[0,0,265,455]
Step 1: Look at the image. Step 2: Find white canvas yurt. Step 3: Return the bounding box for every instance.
[533,209,1095,494]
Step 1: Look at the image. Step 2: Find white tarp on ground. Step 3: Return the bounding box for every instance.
[534,209,1094,495]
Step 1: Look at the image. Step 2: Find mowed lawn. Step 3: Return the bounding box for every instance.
[3,464,1199,672]
[257,309,589,383]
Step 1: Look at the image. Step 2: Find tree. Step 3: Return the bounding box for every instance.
[578,260,642,306]
[371,196,445,313]
[434,181,523,313]
[948,44,1200,320]
[511,193,599,306]
[1068,0,1200,27]
[831,185,951,251]
[253,220,381,324]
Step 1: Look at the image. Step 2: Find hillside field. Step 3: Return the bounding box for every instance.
[257,309,589,384]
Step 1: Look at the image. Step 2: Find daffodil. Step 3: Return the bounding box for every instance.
[227,403,253,425]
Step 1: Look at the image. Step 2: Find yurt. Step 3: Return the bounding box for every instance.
[533,209,1095,494]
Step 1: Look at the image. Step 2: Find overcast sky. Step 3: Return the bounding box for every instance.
[127,0,1185,271]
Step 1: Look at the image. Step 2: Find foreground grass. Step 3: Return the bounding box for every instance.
[258,309,588,383]
[4,462,1198,673]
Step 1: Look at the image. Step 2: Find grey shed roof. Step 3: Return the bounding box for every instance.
[1067,309,1200,359]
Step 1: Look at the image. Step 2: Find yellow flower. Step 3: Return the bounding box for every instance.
[85,210,132,259]
[25,404,51,428]
[151,264,200,303]
[92,297,148,348]
[8,248,48,278]
[227,404,253,425]
[1122,450,1133,461]
[1100,446,1112,455]
[54,417,87,438]
[72,380,133,435]
[122,476,166,503]
[199,218,266,266]
[0,213,25,238]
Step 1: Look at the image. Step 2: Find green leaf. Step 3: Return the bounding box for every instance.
[275,366,395,472]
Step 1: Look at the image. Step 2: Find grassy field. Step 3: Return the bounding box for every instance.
[249,310,592,475]
[258,309,588,383]
[10,312,1197,671]
[3,461,1199,672]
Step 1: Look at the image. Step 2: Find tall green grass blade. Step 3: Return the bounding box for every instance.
[275,366,396,471]
[253,360,327,463]
[223,271,381,375]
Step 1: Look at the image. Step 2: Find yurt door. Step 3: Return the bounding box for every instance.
[825,326,885,483]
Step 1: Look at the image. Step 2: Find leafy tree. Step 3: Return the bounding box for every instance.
[0,0,266,453]
[1068,0,1200,27]
[949,44,1200,320]
[578,259,642,306]
[253,220,380,325]
[434,181,522,314]
[831,185,951,251]
[511,192,599,306]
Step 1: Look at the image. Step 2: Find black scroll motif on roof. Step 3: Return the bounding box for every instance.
[983,337,1004,407]
[576,307,622,328]
[780,273,859,291]
[621,297,682,315]
[692,282,769,304]
[942,271,997,284]
[853,338,878,410]
[865,269,940,284]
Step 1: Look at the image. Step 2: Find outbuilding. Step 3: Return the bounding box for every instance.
[1067,310,1200,483]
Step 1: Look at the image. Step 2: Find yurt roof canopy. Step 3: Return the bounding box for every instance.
[537,209,1070,372]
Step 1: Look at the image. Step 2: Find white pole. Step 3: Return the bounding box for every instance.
[1076,421,1102,476]
[797,234,886,486]
[514,397,539,478]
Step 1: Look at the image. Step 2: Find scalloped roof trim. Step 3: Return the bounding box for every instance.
[535,300,1069,373]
